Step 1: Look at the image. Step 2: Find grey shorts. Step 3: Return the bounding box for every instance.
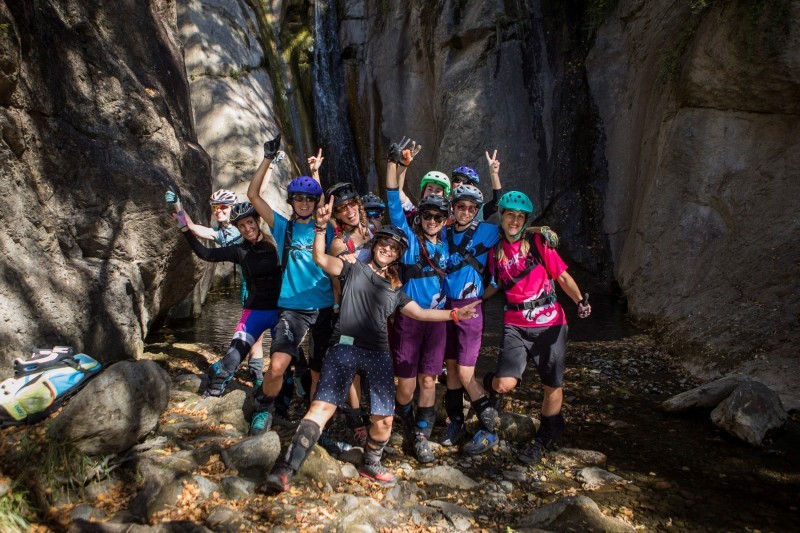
[495,324,568,388]
[314,344,395,416]
[270,307,335,372]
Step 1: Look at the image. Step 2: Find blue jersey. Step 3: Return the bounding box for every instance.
[387,189,448,309]
[445,222,500,299]
[272,213,335,310]
[215,225,243,247]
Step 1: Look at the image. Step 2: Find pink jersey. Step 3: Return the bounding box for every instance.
[492,234,568,328]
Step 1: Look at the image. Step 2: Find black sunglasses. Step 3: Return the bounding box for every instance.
[290,194,318,203]
[421,212,446,223]
[366,210,383,219]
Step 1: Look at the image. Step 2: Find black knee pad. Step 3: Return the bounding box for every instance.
[284,419,321,472]
[536,413,565,447]
[444,388,466,425]
[415,406,436,438]
[471,396,498,432]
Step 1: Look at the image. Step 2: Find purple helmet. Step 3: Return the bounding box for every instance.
[287,176,323,198]
[452,166,480,185]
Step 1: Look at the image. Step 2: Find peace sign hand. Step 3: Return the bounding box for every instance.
[402,141,422,166]
[485,149,500,175]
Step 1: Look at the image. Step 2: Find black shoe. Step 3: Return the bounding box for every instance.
[265,466,293,492]
[414,433,435,464]
[205,361,232,397]
[518,440,545,465]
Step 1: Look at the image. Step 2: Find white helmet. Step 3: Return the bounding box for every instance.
[209,189,237,205]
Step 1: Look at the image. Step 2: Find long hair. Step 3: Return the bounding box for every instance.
[495,232,530,263]
[334,199,370,241]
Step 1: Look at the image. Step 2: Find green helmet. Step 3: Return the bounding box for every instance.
[498,191,533,214]
[419,171,451,197]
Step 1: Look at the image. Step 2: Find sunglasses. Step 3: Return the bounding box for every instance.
[291,194,318,203]
[212,204,232,212]
[455,203,478,214]
[420,212,446,223]
[334,200,359,214]
[375,238,401,254]
[366,210,383,219]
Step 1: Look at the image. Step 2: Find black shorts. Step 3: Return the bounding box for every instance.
[314,344,395,416]
[270,307,335,372]
[495,324,568,388]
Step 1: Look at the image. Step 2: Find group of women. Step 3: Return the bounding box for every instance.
[169,134,591,492]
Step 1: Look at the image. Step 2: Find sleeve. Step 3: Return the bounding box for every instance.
[394,289,413,311]
[387,189,409,230]
[536,234,567,279]
[482,188,501,220]
[183,231,240,264]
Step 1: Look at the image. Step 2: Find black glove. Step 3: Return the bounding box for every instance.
[387,137,410,165]
[264,134,281,159]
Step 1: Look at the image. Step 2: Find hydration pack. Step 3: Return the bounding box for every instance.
[0,346,102,427]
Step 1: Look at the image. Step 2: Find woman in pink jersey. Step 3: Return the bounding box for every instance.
[465,191,591,463]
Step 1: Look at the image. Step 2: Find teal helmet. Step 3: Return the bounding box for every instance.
[498,191,533,214]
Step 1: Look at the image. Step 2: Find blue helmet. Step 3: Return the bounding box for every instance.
[452,166,480,185]
[287,176,323,198]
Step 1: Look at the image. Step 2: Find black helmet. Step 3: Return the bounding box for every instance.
[372,225,409,254]
[361,192,385,210]
[325,182,360,208]
[417,194,450,216]
[230,201,258,224]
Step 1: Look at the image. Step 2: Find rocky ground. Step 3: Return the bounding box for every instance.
[1,320,798,532]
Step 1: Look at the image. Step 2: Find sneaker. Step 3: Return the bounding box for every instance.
[413,433,435,464]
[318,432,353,457]
[265,466,293,492]
[518,440,545,465]
[249,410,272,436]
[440,422,466,447]
[254,378,263,389]
[205,361,232,397]
[358,462,396,486]
[463,429,499,456]
[351,425,368,448]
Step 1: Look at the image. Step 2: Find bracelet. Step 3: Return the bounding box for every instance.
[450,308,459,323]
[333,304,340,310]
[313,224,327,233]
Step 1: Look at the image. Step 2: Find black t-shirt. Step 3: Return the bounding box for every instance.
[183,231,282,310]
[336,261,412,351]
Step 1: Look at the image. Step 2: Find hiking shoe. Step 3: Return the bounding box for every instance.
[351,425,368,448]
[440,422,466,447]
[249,410,272,436]
[254,378,263,389]
[318,432,353,457]
[358,462,396,486]
[205,361,232,397]
[413,433,435,464]
[265,466,293,492]
[463,429,499,456]
[518,440,545,465]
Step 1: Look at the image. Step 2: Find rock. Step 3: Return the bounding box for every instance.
[427,500,475,531]
[224,431,281,478]
[190,475,220,500]
[341,463,360,479]
[503,470,527,482]
[295,446,345,487]
[515,494,635,532]
[49,361,171,455]
[220,476,255,499]
[577,467,625,489]
[68,521,213,533]
[553,448,608,468]
[661,376,751,413]
[466,411,538,443]
[70,504,106,522]
[205,504,252,532]
[173,374,204,394]
[194,389,249,433]
[710,381,788,446]
[0,0,211,366]
[409,465,478,490]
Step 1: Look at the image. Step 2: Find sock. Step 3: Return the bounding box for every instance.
[536,413,565,448]
[248,357,264,379]
[395,399,414,431]
[415,406,436,439]
[282,419,321,472]
[363,433,389,465]
[444,387,466,426]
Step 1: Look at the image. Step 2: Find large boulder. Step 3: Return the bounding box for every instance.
[49,361,171,455]
[661,376,752,413]
[710,381,788,446]
[515,494,635,532]
[0,0,211,367]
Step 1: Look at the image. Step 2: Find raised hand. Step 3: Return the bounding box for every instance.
[264,134,281,159]
[401,141,422,166]
[165,189,179,205]
[485,149,500,175]
[316,195,334,226]
[387,137,411,165]
[307,148,324,173]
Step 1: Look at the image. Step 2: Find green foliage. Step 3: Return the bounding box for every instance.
[229,67,240,80]
[0,23,9,39]
[0,486,30,533]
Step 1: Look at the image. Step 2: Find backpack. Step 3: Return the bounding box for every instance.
[0,346,102,427]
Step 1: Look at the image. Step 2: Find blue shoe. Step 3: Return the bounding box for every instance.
[463,429,498,456]
[249,410,272,436]
[318,431,353,457]
[205,361,232,397]
[440,422,467,447]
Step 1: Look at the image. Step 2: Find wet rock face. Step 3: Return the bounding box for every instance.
[587,0,800,378]
[0,0,210,366]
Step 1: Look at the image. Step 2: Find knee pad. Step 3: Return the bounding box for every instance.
[444,388,466,425]
[536,413,565,447]
[415,406,436,438]
[284,419,321,472]
[471,396,499,432]
[364,433,390,464]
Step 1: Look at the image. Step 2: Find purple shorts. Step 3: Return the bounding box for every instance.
[390,313,447,378]
[444,297,484,367]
